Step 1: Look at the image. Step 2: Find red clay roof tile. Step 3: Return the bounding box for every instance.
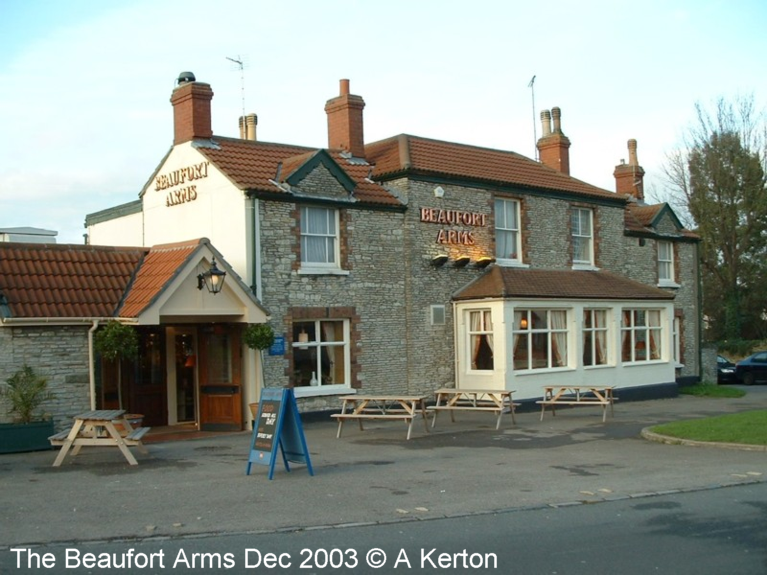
[365,135,622,202]
[0,243,148,318]
[454,266,675,301]
[118,239,202,318]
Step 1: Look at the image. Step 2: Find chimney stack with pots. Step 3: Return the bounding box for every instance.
[325,79,366,158]
[536,106,571,175]
[170,71,214,145]
[614,139,645,201]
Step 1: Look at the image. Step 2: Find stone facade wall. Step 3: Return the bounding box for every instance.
[258,197,408,410]
[0,325,91,430]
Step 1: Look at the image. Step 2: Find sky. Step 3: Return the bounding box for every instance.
[1,0,765,244]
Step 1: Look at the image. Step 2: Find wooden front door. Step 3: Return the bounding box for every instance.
[198,325,242,431]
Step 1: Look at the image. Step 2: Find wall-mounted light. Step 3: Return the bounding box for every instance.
[453,256,470,268]
[197,258,226,295]
[638,238,646,247]
[475,256,495,268]
[431,254,449,267]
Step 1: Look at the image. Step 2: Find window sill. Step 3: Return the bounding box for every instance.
[622,360,666,367]
[293,385,351,398]
[495,259,529,268]
[298,268,350,276]
[572,263,599,271]
[512,366,574,375]
[657,280,680,289]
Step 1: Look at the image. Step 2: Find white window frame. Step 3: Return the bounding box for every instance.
[512,308,570,371]
[299,206,344,274]
[657,241,678,287]
[571,207,594,267]
[673,316,683,367]
[583,309,610,367]
[494,198,523,265]
[467,309,494,372]
[620,309,663,363]
[291,319,351,396]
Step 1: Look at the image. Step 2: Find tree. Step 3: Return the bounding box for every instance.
[93,321,139,409]
[664,96,767,340]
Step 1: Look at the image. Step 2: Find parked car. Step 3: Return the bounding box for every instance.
[735,351,767,385]
[717,355,737,384]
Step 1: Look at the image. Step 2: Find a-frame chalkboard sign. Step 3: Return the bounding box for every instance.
[246,387,314,480]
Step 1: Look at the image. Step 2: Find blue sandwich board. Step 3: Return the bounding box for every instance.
[246,387,314,480]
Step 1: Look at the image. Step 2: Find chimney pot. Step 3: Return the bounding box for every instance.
[340,79,350,95]
[628,138,638,166]
[540,110,552,137]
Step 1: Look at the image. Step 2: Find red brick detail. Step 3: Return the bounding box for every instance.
[170,82,214,145]
[537,135,571,175]
[325,82,365,158]
[613,163,645,200]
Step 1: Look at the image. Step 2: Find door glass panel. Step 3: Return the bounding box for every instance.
[206,333,231,384]
[175,333,196,422]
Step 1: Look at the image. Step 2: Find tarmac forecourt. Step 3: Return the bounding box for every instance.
[2,389,766,553]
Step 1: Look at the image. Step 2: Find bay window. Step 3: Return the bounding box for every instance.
[513,309,569,370]
[621,309,662,362]
[583,309,609,366]
[468,310,494,370]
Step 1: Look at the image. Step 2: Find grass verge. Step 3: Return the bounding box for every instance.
[651,410,767,446]
[678,384,746,398]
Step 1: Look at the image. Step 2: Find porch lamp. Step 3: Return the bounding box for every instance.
[197,258,227,295]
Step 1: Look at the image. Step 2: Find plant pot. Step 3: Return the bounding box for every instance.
[111,414,144,436]
[0,419,55,453]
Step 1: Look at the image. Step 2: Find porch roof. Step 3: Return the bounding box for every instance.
[453,266,675,302]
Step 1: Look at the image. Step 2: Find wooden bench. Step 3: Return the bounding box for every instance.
[428,389,518,430]
[332,395,429,440]
[48,430,70,446]
[537,386,616,422]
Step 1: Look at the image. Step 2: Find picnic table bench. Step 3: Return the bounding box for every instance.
[428,388,518,429]
[49,409,151,466]
[331,395,429,440]
[537,386,616,422]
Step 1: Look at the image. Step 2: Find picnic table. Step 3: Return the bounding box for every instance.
[537,386,616,422]
[331,395,429,440]
[49,409,151,466]
[428,388,518,430]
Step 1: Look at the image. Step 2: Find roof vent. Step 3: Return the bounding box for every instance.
[177,71,196,85]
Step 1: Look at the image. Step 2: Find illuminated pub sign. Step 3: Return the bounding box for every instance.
[420,207,488,245]
[155,161,211,208]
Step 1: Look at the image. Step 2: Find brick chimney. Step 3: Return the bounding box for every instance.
[170,71,214,145]
[614,139,645,201]
[239,113,258,141]
[325,79,366,158]
[536,107,571,175]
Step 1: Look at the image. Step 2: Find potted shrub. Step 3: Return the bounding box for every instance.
[0,365,56,453]
[243,323,275,422]
[94,321,142,434]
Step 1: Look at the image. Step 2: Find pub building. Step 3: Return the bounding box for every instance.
[79,72,699,429]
